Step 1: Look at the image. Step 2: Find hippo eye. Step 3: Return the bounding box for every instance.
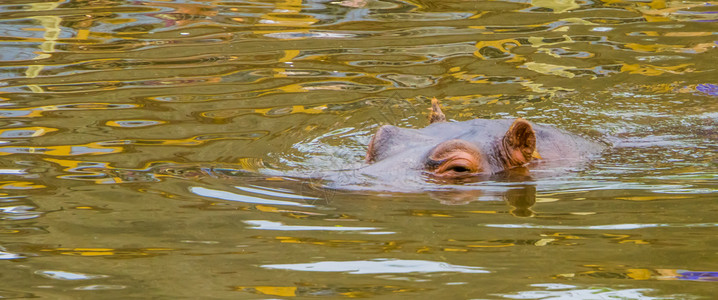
[441,162,476,174]
[431,159,480,180]
[448,166,470,173]
[425,139,484,179]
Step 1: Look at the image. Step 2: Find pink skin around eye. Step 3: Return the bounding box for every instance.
[433,151,481,178]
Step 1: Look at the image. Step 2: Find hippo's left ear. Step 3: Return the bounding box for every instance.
[428,98,446,124]
[502,119,540,166]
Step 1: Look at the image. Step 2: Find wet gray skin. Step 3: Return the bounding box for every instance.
[362,119,602,178]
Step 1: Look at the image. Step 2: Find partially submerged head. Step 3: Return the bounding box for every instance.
[365,98,542,181]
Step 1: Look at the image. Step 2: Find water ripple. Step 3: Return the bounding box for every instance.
[485,223,718,230]
[0,0,716,298]
[261,259,489,274]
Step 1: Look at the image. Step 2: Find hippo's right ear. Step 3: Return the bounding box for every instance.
[502,119,539,166]
[365,125,396,163]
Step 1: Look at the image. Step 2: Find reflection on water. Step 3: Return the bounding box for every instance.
[244,220,385,233]
[235,284,425,298]
[554,267,718,282]
[485,223,718,230]
[35,270,109,281]
[0,0,716,298]
[191,186,317,207]
[496,283,681,300]
[261,258,489,274]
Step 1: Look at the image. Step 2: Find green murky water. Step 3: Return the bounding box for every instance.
[0,0,716,298]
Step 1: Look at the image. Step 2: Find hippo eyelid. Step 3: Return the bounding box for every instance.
[428,139,482,159]
[426,158,446,169]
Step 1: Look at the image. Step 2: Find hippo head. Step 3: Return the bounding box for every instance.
[364,98,542,182]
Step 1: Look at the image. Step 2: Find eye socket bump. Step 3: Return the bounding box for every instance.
[435,157,478,174]
[425,139,483,178]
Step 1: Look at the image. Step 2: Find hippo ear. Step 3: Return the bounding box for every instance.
[365,125,395,163]
[502,119,539,166]
[428,98,446,124]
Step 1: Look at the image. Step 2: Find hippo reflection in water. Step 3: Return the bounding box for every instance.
[358,98,602,184]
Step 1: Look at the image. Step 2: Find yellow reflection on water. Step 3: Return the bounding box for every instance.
[0,103,140,118]
[252,0,318,38]
[408,210,455,217]
[236,284,420,297]
[0,127,57,138]
[24,1,62,93]
[43,158,270,185]
[1,132,264,157]
[105,120,167,128]
[466,243,515,248]
[242,286,297,297]
[554,265,715,281]
[255,235,370,248]
[474,39,522,60]
[0,142,122,156]
[531,0,580,13]
[624,42,713,54]
[254,105,327,116]
[0,181,45,189]
[620,63,693,76]
[40,247,173,258]
[443,248,468,252]
[615,195,691,201]
[524,62,577,78]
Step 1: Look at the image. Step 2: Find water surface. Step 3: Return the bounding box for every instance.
[0,0,716,298]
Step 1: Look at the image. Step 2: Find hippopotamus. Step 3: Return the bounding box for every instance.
[46,99,602,212]
[359,98,603,185]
